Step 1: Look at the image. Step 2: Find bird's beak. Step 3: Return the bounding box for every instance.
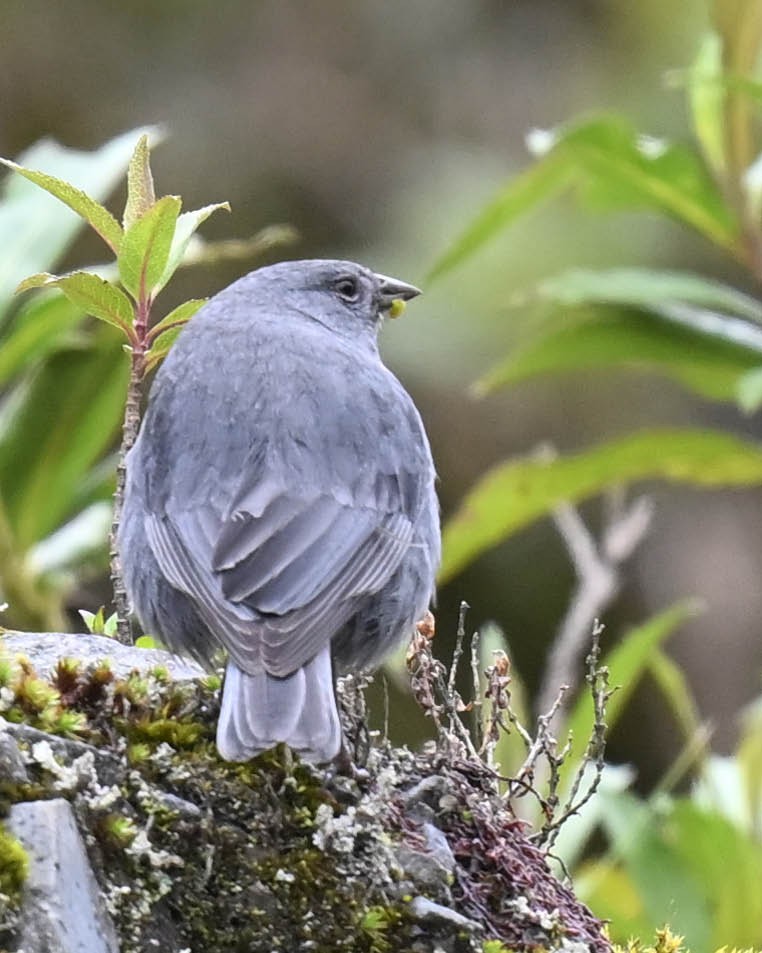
[376,273,422,318]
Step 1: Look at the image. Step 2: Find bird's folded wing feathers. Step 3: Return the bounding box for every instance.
[144,481,414,676]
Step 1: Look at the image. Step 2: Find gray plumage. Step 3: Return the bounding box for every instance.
[119,259,440,763]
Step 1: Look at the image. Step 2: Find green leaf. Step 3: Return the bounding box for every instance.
[145,326,184,371]
[157,202,231,291]
[0,294,86,388]
[480,268,762,405]
[0,128,153,308]
[440,429,762,582]
[531,267,762,324]
[118,194,182,300]
[666,801,762,949]
[147,298,206,344]
[0,325,129,547]
[123,134,156,229]
[427,151,573,281]
[102,612,119,637]
[647,647,703,742]
[135,634,159,649]
[145,298,207,367]
[558,116,738,252]
[687,32,726,175]
[427,115,739,281]
[595,792,713,950]
[16,271,135,340]
[565,602,698,762]
[477,307,762,404]
[0,159,123,253]
[79,609,98,633]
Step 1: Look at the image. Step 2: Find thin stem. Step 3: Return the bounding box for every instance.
[110,293,151,645]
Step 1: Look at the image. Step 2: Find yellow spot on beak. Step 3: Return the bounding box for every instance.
[389,299,406,319]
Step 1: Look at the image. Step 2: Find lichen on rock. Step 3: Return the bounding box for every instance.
[0,632,611,953]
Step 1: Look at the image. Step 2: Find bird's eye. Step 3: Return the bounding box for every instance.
[334,276,360,301]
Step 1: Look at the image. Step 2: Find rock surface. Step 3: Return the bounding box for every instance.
[6,798,120,953]
[2,630,204,680]
[0,633,612,953]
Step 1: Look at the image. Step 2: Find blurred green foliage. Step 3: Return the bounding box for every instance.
[1,2,761,944]
[435,47,762,575]
[0,131,142,630]
[431,2,762,947]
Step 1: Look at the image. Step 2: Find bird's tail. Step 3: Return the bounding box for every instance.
[216,645,342,764]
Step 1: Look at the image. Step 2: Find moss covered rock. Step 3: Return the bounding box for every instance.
[0,634,610,953]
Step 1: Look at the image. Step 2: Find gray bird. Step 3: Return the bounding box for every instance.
[119,259,440,764]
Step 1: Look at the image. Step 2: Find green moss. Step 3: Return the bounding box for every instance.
[126,716,207,748]
[0,821,28,901]
[100,814,138,848]
[0,641,612,953]
[360,905,404,952]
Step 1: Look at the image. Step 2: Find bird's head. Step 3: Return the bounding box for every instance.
[244,259,421,345]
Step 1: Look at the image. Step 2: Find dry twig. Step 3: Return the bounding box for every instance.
[536,490,653,730]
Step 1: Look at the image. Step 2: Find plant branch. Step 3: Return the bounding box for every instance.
[109,345,146,645]
[536,491,653,730]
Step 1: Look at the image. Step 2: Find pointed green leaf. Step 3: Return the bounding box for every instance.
[477,307,762,403]
[440,429,762,582]
[123,134,156,229]
[157,202,231,291]
[147,298,207,344]
[145,326,184,371]
[532,267,762,324]
[647,647,703,742]
[558,116,739,252]
[16,271,135,340]
[427,152,573,281]
[428,115,739,281]
[118,195,182,300]
[0,158,123,253]
[0,128,155,310]
[687,32,726,176]
[79,609,97,633]
[481,269,762,406]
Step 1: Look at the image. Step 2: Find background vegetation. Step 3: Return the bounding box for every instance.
[3,1,762,946]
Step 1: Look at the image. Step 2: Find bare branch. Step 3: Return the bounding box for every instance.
[536,491,653,729]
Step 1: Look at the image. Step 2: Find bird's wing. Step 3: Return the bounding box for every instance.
[144,473,415,676]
